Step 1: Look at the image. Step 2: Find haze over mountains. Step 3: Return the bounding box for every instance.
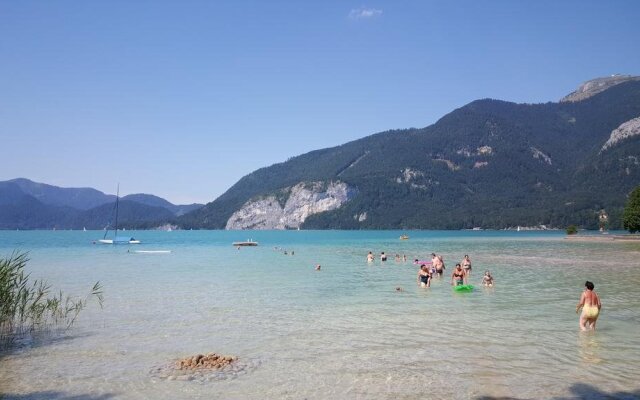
[3,75,639,230]
[179,75,640,230]
[0,178,202,229]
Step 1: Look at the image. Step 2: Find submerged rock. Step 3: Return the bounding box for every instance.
[175,352,237,371]
[151,352,259,383]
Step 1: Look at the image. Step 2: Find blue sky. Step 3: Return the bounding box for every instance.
[1,1,639,204]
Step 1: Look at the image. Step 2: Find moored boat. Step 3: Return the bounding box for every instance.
[97,184,141,245]
[99,237,141,245]
[233,240,258,246]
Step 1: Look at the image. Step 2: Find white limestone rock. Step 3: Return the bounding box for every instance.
[601,117,640,152]
[397,168,424,183]
[476,145,493,155]
[530,147,552,165]
[226,181,356,230]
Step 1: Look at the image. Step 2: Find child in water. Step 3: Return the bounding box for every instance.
[482,270,494,286]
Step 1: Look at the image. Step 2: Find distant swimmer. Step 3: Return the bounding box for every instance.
[482,270,494,286]
[380,252,387,262]
[367,251,375,262]
[417,264,431,288]
[576,281,601,331]
[451,263,467,286]
[315,264,321,271]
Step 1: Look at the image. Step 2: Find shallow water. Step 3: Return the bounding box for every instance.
[1,230,639,399]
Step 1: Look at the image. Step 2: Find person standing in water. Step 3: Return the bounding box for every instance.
[380,252,387,262]
[417,264,431,288]
[482,270,494,286]
[451,263,467,286]
[461,255,471,276]
[432,253,445,276]
[367,251,374,263]
[576,281,601,331]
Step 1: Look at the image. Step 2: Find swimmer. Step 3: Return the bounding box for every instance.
[451,263,466,286]
[315,264,321,271]
[367,251,375,262]
[380,252,387,262]
[482,270,494,286]
[576,281,601,331]
[417,264,431,288]
[395,286,404,292]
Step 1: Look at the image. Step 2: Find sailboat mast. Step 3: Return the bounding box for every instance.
[114,183,120,235]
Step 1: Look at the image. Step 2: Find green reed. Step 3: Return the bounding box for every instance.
[0,251,103,347]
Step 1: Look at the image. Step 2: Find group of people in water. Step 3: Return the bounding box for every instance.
[367,251,494,288]
[367,250,602,331]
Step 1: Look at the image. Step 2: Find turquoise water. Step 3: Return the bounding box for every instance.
[1,230,639,399]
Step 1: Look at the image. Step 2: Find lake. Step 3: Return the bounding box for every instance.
[1,230,639,399]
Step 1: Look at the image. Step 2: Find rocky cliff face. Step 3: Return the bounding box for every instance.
[601,117,640,151]
[225,181,356,230]
[561,75,640,102]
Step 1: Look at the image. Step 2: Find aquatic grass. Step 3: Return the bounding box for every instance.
[0,251,103,348]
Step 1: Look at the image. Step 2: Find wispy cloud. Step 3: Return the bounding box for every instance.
[349,7,382,20]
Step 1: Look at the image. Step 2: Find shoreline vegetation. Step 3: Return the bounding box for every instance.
[0,251,103,349]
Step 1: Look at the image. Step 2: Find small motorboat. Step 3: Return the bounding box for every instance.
[233,240,258,247]
[399,235,409,240]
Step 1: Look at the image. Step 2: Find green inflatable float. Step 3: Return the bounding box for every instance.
[453,284,474,292]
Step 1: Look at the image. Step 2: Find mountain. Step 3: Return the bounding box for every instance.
[0,179,203,229]
[561,74,640,103]
[72,200,175,229]
[121,194,203,216]
[0,183,78,230]
[179,76,640,230]
[7,178,115,210]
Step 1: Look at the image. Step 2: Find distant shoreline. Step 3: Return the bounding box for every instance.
[565,234,640,242]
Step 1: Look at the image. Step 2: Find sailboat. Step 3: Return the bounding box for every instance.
[98,184,141,244]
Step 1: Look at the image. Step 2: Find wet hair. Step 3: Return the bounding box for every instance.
[585,281,594,290]
[455,263,461,268]
[431,253,436,257]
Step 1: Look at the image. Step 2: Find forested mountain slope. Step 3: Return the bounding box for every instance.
[179,77,640,230]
